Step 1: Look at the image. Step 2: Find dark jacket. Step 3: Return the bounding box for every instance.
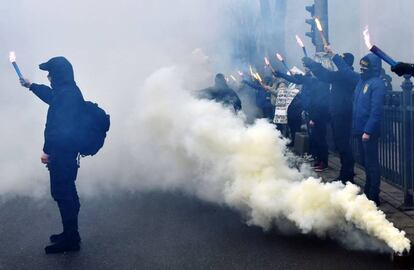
[275,72,330,123]
[307,54,357,117]
[242,79,273,112]
[29,57,84,154]
[335,53,386,136]
[198,83,242,112]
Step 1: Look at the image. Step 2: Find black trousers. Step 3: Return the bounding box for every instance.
[48,151,80,235]
[356,136,381,203]
[331,114,354,181]
[310,120,328,164]
[288,119,302,145]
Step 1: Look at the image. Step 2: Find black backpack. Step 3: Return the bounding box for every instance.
[77,101,110,156]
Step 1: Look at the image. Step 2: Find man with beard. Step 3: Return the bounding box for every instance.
[20,57,84,253]
[199,73,242,112]
[335,52,386,206]
[302,51,357,184]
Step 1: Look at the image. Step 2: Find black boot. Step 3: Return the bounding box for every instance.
[50,231,81,243]
[45,232,81,254]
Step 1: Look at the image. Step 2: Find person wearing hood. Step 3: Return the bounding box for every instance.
[334,51,386,206]
[302,51,357,184]
[20,57,84,253]
[274,67,330,172]
[198,73,242,112]
[242,75,280,124]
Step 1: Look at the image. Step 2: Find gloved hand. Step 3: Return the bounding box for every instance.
[20,78,32,88]
[302,57,315,68]
[391,62,414,77]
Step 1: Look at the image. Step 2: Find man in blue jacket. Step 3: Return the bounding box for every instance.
[20,57,84,253]
[334,51,386,205]
[302,53,357,184]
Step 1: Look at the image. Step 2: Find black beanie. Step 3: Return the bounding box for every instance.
[342,53,354,67]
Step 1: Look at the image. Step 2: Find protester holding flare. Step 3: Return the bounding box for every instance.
[333,47,386,206]
[273,64,330,172]
[302,47,357,184]
[198,73,242,112]
[241,75,274,121]
[19,57,84,253]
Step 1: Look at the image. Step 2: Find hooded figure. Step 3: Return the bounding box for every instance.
[303,53,357,183]
[335,53,386,206]
[198,73,242,112]
[274,69,330,172]
[21,56,84,253]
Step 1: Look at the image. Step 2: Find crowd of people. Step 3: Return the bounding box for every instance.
[200,45,414,207]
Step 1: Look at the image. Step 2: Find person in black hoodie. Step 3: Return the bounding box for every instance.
[20,57,84,254]
[274,67,330,171]
[302,52,357,183]
[198,73,242,112]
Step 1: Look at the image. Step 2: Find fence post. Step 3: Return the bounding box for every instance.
[402,74,413,207]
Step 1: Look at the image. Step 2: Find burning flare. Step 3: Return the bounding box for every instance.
[276,53,284,62]
[249,65,254,77]
[295,35,305,48]
[255,72,263,83]
[9,51,16,62]
[363,25,373,49]
[314,17,323,32]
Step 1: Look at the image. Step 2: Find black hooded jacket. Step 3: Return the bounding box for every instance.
[29,57,84,154]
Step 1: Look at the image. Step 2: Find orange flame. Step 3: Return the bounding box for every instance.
[315,17,323,32]
[295,35,304,48]
[276,53,284,62]
[9,51,16,62]
[363,25,373,49]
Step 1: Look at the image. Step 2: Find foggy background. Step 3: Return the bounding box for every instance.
[0,0,413,198]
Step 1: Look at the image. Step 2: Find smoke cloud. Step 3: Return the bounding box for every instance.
[1,0,413,254]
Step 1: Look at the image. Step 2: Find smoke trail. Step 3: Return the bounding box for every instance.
[88,50,409,254]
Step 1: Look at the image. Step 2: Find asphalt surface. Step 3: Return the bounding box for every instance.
[0,191,399,270]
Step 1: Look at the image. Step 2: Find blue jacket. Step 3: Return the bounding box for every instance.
[335,53,386,136]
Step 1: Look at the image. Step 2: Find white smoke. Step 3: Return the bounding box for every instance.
[80,50,410,254]
[1,0,412,255]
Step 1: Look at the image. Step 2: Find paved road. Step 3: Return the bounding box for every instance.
[0,192,395,270]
